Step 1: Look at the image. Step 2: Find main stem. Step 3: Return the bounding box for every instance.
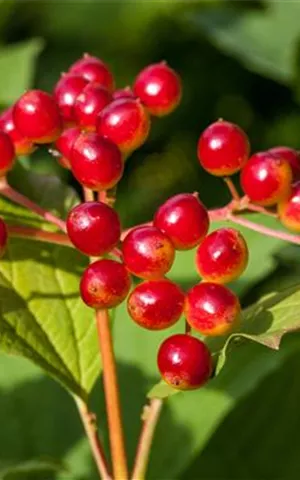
[96,309,128,479]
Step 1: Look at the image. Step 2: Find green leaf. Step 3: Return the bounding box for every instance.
[188,1,300,84]
[0,39,44,105]
[148,380,178,400]
[0,458,65,479]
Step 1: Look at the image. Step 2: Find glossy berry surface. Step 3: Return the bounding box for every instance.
[69,54,115,92]
[97,98,150,153]
[80,259,131,309]
[71,132,123,191]
[196,228,248,284]
[74,83,112,130]
[67,201,121,256]
[122,226,175,280]
[278,181,300,232]
[54,74,88,124]
[185,282,240,336]
[13,90,62,144]
[154,193,209,250]
[197,120,250,176]
[157,334,212,390]
[0,131,15,176]
[0,107,34,156]
[269,146,300,180]
[241,151,292,206]
[55,126,81,169]
[0,217,8,257]
[133,62,182,117]
[113,87,135,100]
[127,279,185,330]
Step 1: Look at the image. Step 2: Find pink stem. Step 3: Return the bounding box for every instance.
[7,225,72,247]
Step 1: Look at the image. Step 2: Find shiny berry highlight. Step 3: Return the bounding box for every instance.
[74,83,112,130]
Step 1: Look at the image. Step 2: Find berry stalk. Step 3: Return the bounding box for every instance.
[7,225,72,246]
[223,177,240,202]
[96,309,128,479]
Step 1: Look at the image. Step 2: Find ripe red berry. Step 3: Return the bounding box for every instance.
[113,87,135,101]
[157,334,212,390]
[278,181,300,232]
[133,62,182,117]
[185,282,240,336]
[196,228,248,284]
[154,193,209,250]
[97,98,150,153]
[122,226,175,280]
[74,83,112,130]
[69,54,115,92]
[269,146,300,180]
[0,217,8,257]
[54,126,81,169]
[241,151,292,206]
[127,279,185,330]
[13,90,62,144]
[67,201,121,256]
[80,259,131,309]
[0,107,34,156]
[54,74,88,124]
[71,132,123,191]
[0,131,15,176]
[197,120,250,176]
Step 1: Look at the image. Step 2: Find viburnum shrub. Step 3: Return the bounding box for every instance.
[1,53,300,479]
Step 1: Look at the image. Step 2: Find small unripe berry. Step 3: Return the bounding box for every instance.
[269,146,300,180]
[0,131,15,176]
[54,126,81,169]
[113,87,135,101]
[13,90,62,144]
[97,98,150,153]
[0,217,8,257]
[122,226,175,280]
[185,282,240,336]
[54,74,88,124]
[133,62,182,117]
[278,181,300,232]
[241,151,292,206]
[157,334,212,390]
[196,228,248,284]
[80,259,131,309]
[0,107,34,156]
[197,120,250,176]
[154,193,209,250]
[127,279,185,330]
[67,201,121,256]
[74,83,112,131]
[69,54,115,92]
[71,132,123,191]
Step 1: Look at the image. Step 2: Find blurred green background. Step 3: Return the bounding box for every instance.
[2,0,300,478]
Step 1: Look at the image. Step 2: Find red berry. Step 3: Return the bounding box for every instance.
[54,74,88,124]
[127,279,184,330]
[13,90,62,144]
[197,120,250,176]
[0,131,15,176]
[97,98,150,153]
[54,126,81,169]
[122,226,175,280]
[157,334,212,390]
[67,201,121,256]
[185,282,240,336]
[241,151,292,206]
[196,228,248,284]
[0,217,8,257]
[74,83,112,130]
[278,181,300,232]
[71,132,123,191]
[80,259,131,309]
[0,107,34,156]
[154,193,209,250]
[269,146,300,180]
[113,87,135,101]
[133,62,182,117]
[69,54,115,92]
